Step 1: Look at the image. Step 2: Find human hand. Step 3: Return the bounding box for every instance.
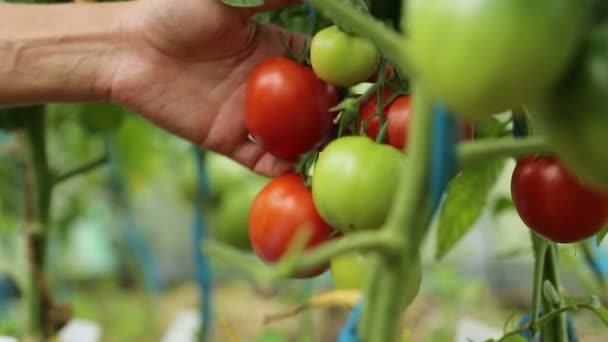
[111,0,305,177]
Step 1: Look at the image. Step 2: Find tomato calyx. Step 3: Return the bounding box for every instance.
[297,151,319,188]
[278,31,312,66]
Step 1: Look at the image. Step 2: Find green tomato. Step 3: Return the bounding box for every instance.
[205,152,254,198]
[530,26,608,191]
[311,25,379,87]
[78,103,125,133]
[213,177,269,250]
[331,249,422,308]
[312,136,404,233]
[406,0,586,118]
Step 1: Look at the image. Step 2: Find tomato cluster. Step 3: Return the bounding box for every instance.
[240,25,471,282]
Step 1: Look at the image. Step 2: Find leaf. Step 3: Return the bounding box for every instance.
[435,158,506,260]
[596,226,608,246]
[222,0,264,7]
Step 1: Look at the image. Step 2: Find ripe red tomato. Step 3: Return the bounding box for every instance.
[249,174,334,278]
[245,58,336,158]
[360,93,474,149]
[511,156,608,243]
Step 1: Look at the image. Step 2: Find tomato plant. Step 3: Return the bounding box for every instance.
[312,136,404,233]
[406,0,585,118]
[245,57,337,158]
[249,174,334,278]
[511,156,608,243]
[530,25,608,191]
[311,25,379,87]
[359,92,474,149]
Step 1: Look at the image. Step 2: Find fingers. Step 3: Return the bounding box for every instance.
[228,141,299,178]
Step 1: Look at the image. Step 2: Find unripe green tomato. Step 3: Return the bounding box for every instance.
[214,177,270,250]
[331,249,422,308]
[205,152,253,198]
[311,25,379,88]
[406,0,586,118]
[312,136,404,233]
[529,26,608,191]
[78,103,125,133]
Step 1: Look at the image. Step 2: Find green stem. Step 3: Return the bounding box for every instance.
[23,106,53,340]
[53,154,108,186]
[306,0,413,75]
[202,230,396,282]
[530,234,548,332]
[458,136,552,167]
[543,244,569,342]
[360,85,434,342]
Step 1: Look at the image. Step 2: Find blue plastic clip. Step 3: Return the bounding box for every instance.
[430,105,459,215]
[339,301,363,342]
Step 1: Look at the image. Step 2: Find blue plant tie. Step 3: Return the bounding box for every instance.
[518,311,578,341]
[193,146,214,340]
[430,105,459,215]
[339,301,363,342]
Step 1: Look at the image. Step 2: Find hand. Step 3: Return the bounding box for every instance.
[111,0,304,177]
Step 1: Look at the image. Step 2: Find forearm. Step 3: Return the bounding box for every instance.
[0,2,132,106]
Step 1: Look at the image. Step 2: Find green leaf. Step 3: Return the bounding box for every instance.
[596,226,608,246]
[435,158,506,260]
[222,0,264,8]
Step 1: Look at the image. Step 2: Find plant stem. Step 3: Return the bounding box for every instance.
[306,0,413,75]
[530,234,548,332]
[203,230,396,282]
[53,154,108,186]
[543,244,569,342]
[360,85,434,342]
[458,136,552,167]
[23,106,54,340]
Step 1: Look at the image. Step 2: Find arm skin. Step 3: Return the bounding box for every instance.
[0,0,303,177]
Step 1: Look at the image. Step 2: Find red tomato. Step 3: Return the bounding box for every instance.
[326,84,341,110]
[511,156,608,243]
[245,58,335,158]
[249,174,334,278]
[360,93,474,149]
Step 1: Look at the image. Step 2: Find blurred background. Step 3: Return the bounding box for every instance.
[0,103,606,342]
